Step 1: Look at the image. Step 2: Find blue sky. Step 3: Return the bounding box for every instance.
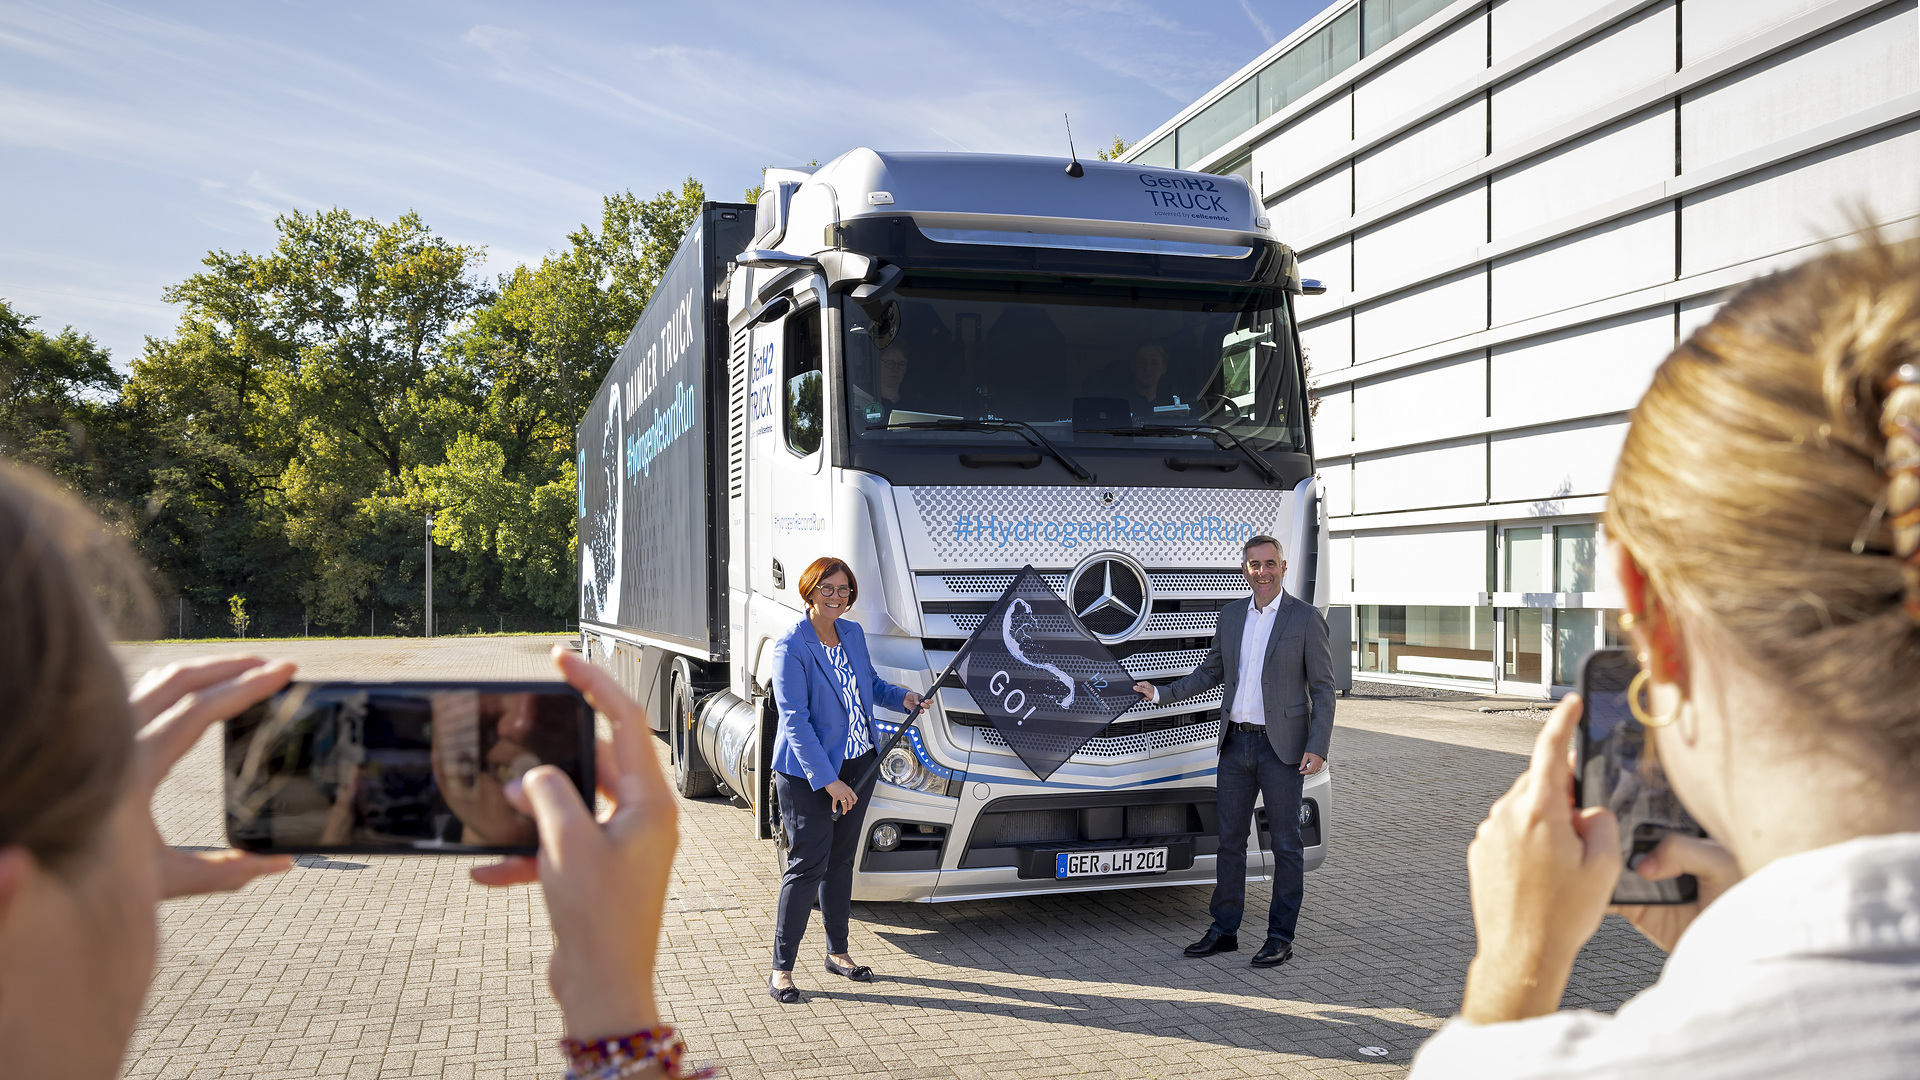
[0,1,1325,365]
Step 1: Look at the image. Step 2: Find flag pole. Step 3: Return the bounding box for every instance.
[832,646,972,822]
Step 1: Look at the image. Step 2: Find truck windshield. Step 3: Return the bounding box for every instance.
[844,272,1306,461]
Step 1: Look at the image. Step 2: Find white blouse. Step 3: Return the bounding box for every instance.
[1409,831,1920,1079]
[824,644,870,759]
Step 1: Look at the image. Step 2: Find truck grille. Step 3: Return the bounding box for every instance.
[918,568,1244,764]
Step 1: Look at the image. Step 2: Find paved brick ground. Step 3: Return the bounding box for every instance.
[118,638,1664,1079]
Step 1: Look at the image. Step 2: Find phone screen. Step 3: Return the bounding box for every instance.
[1576,648,1706,905]
[224,681,594,855]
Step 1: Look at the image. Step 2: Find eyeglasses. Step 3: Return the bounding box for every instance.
[812,584,852,597]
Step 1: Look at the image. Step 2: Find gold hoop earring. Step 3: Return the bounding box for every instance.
[1617,611,1638,633]
[1627,669,1680,728]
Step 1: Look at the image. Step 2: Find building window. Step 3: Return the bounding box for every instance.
[1357,605,1493,682]
[1553,609,1599,686]
[1178,79,1257,169]
[1134,136,1175,168]
[1361,0,1452,56]
[1556,523,1597,592]
[1504,526,1545,592]
[1255,6,1360,124]
[1137,0,1459,178]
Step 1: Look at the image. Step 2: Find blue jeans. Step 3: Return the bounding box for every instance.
[1210,726,1305,943]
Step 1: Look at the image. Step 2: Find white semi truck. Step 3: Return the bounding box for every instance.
[578,149,1334,902]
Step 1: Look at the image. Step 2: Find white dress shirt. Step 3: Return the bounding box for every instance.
[1229,595,1282,726]
[1408,831,1920,1079]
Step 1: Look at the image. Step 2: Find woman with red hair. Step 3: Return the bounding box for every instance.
[764,556,922,1003]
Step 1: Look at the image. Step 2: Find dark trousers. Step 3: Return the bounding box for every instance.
[771,751,877,971]
[1210,726,1306,943]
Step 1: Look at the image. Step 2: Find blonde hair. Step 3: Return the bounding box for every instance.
[1607,231,1920,763]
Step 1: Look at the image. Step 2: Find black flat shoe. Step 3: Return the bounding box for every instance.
[1183,929,1239,957]
[767,974,801,1003]
[824,957,874,982]
[1251,939,1294,967]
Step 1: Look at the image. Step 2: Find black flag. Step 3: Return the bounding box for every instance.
[954,565,1141,780]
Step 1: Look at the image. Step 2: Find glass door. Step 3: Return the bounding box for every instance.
[1496,526,1551,696]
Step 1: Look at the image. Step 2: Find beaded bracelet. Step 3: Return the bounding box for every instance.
[560,1025,717,1080]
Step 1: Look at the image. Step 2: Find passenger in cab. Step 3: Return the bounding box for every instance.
[1411,233,1920,1077]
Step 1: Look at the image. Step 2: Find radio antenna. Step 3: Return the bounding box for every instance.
[1063,113,1085,177]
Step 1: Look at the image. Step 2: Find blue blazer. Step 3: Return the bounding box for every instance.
[768,617,911,791]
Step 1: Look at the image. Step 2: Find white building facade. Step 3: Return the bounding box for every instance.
[1124,0,1920,696]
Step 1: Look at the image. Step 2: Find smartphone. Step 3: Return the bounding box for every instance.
[225,681,594,855]
[1576,648,1707,905]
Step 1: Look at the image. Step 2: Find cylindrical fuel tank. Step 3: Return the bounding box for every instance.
[694,690,759,800]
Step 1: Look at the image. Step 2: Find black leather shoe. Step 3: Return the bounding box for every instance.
[767,974,801,1003]
[824,957,874,982]
[1250,939,1294,967]
[1183,929,1239,957]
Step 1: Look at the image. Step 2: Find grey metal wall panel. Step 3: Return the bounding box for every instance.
[1489,417,1630,501]
[1355,354,1486,447]
[1356,185,1489,293]
[1681,0,1840,65]
[1355,267,1488,362]
[1491,105,1674,240]
[1681,3,1918,172]
[1354,436,1488,512]
[1352,524,1492,592]
[1492,206,1675,325]
[1301,310,1355,369]
[1490,309,1674,425]
[1257,93,1354,197]
[1356,11,1490,135]
[1492,2,1676,152]
[1276,164,1355,243]
[1356,98,1489,211]
[1491,0,1622,64]
[1679,115,1920,276]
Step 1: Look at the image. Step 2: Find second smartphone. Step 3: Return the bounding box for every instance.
[1576,648,1707,905]
[224,681,595,856]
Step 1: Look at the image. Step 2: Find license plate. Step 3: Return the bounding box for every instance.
[1055,847,1168,878]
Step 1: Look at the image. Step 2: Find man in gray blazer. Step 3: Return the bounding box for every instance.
[1133,534,1335,967]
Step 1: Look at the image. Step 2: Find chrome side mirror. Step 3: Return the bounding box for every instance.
[735,249,821,271]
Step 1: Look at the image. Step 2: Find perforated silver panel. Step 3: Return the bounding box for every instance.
[973,715,1220,758]
[943,609,1219,637]
[895,485,1287,570]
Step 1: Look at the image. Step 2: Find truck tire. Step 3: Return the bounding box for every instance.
[769,786,791,876]
[669,659,719,799]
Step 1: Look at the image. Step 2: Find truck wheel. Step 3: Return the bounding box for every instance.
[669,660,719,799]
[770,788,792,876]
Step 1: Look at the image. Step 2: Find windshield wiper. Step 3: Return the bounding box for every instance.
[881,420,1094,482]
[1077,423,1279,484]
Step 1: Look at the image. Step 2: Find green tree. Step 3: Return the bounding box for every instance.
[0,299,122,485]
[1096,135,1132,161]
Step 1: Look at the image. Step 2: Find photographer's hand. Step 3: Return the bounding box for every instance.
[1460,694,1621,1025]
[1611,834,1741,952]
[471,647,679,1042]
[130,656,297,898]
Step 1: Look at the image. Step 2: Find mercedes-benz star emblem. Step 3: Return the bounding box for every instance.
[1066,552,1152,643]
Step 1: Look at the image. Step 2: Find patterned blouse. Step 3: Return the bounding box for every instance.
[824,644,871,758]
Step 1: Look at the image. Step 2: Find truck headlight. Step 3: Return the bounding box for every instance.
[880,746,919,786]
[877,743,958,797]
[1299,800,1318,827]
[869,822,901,851]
